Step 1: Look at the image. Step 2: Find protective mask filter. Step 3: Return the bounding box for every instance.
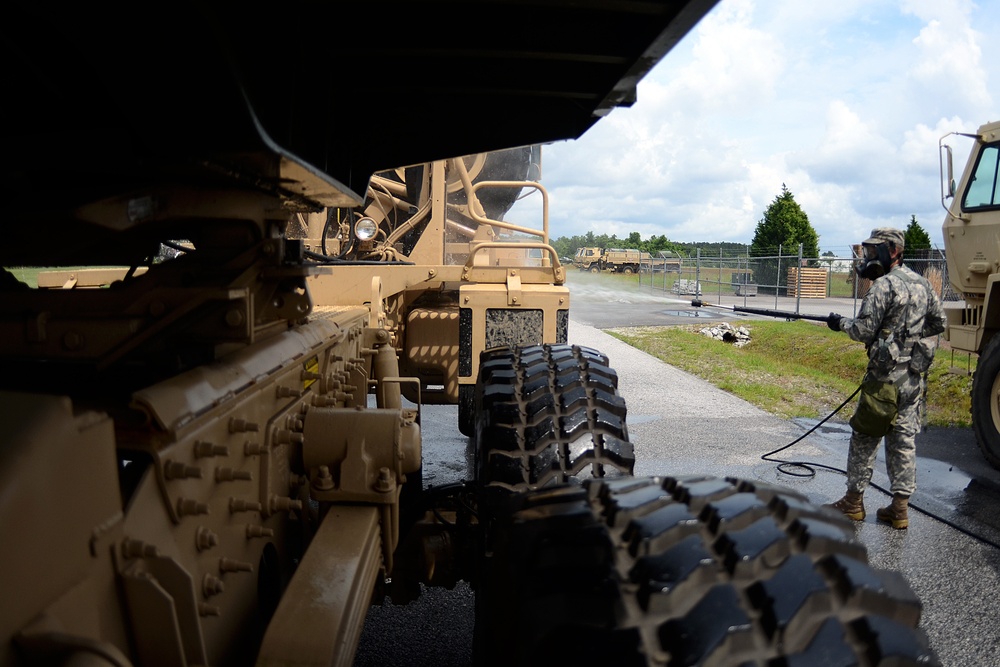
[855,242,892,280]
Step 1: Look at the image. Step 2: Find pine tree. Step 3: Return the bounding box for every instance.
[750,184,819,257]
[904,215,931,251]
[749,184,820,293]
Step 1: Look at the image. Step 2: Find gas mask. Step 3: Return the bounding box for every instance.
[855,242,894,280]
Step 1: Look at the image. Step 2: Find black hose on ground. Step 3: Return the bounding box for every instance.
[765,385,1000,550]
[761,384,861,478]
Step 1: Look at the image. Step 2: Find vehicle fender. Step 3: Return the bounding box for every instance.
[976,274,1000,352]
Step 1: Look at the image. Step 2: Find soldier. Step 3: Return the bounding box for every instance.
[825,227,947,529]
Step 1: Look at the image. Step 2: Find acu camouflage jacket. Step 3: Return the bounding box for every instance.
[840,265,947,383]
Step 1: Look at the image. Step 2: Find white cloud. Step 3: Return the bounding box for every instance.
[903,1,992,121]
[654,0,786,115]
[525,0,1000,256]
[791,100,899,186]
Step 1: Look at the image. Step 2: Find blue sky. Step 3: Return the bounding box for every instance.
[509,0,1000,257]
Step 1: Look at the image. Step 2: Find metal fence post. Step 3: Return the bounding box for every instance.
[718,248,723,304]
[696,248,701,297]
[852,245,859,317]
[796,243,803,316]
[775,244,781,309]
[745,247,750,305]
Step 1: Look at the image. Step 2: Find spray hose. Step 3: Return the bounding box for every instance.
[691,298,837,323]
[766,383,1000,549]
[762,385,861,478]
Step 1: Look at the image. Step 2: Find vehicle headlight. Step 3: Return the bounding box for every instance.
[354,217,378,241]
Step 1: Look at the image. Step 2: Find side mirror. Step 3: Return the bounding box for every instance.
[940,138,956,215]
[941,143,955,199]
[946,145,955,197]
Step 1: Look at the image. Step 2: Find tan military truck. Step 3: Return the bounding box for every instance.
[573,246,653,274]
[603,247,650,274]
[573,246,605,272]
[940,120,1000,468]
[0,3,936,666]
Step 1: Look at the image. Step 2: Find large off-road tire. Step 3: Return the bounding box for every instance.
[476,475,939,667]
[591,266,601,274]
[971,333,1000,469]
[474,344,634,506]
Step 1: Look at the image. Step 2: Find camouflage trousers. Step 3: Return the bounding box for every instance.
[846,370,923,496]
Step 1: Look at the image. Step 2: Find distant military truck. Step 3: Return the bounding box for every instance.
[573,246,651,274]
[573,246,604,272]
[603,248,649,274]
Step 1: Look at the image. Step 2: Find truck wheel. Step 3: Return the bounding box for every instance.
[475,475,938,667]
[474,344,633,506]
[623,267,633,275]
[971,334,1000,468]
[590,266,600,274]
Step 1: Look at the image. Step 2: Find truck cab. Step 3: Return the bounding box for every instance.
[573,246,604,272]
[941,120,1000,466]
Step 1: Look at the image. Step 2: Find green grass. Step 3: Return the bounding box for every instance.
[9,266,42,288]
[608,320,975,427]
[8,266,126,289]
[829,273,859,297]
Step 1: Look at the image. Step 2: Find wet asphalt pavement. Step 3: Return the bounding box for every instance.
[355,270,1000,666]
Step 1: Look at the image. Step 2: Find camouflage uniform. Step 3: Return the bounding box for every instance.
[839,263,947,496]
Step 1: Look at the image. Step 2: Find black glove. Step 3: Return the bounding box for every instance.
[827,312,842,331]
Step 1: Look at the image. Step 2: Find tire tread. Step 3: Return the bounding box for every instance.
[476,344,635,496]
[477,475,939,667]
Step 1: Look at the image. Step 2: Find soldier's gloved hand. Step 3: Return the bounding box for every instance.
[827,312,842,331]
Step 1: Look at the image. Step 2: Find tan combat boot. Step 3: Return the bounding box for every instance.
[876,494,909,529]
[825,490,865,521]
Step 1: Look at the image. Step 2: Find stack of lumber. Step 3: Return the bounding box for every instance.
[786,267,827,298]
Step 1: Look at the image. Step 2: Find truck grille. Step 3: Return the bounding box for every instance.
[485,309,544,349]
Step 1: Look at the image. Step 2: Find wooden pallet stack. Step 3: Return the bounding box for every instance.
[786,267,827,298]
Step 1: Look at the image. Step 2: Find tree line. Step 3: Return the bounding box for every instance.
[550,185,933,261]
[550,231,751,260]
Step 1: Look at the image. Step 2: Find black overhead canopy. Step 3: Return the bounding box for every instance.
[0,0,717,247]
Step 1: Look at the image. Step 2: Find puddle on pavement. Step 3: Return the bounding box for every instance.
[793,417,852,439]
[660,309,715,317]
[627,414,660,425]
[915,457,975,502]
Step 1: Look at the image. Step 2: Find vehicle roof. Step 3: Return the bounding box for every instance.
[0,1,717,264]
[977,120,1000,139]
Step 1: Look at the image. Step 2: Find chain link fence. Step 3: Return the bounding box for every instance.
[639,245,957,316]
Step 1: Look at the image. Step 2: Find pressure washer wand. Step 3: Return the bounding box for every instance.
[691,299,831,323]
